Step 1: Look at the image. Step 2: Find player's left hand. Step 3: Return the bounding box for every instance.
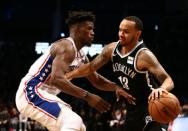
[85,92,111,113]
[115,88,136,105]
[148,87,169,101]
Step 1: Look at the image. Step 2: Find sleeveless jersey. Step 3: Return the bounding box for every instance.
[15,37,88,128]
[16,37,87,118]
[27,37,87,79]
[24,37,87,94]
[112,40,157,106]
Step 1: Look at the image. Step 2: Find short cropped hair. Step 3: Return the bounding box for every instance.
[125,16,143,31]
[66,11,95,28]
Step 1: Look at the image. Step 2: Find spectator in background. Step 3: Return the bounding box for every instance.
[109,108,126,131]
[9,106,19,131]
[181,104,188,117]
[0,105,9,131]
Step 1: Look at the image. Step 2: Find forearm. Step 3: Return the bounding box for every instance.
[89,74,118,91]
[160,77,174,91]
[67,63,95,79]
[51,76,88,100]
[95,81,117,91]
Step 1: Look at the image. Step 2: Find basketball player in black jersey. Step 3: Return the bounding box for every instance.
[65,16,174,131]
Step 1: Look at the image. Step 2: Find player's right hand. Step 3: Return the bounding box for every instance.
[115,87,136,105]
[148,87,168,101]
[85,92,111,113]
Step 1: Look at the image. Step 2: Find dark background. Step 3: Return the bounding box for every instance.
[0,0,188,106]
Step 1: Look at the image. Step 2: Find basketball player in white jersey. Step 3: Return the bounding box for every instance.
[65,16,174,131]
[15,11,135,131]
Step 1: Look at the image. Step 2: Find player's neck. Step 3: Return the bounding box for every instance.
[69,34,83,50]
[120,40,138,55]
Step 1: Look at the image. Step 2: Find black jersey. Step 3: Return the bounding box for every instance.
[112,40,158,106]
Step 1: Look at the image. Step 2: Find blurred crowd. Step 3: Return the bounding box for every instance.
[1,100,188,131]
[0,102,47,131]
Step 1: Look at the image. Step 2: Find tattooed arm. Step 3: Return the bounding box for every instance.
[65,42,115,79]
[137,49,174,100]
[65,42,136,104]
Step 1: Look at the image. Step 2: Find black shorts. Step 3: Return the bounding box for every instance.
[124,104,166,131]
[143,121,163,131]
[124,120,163,131]
[124,110,163,131]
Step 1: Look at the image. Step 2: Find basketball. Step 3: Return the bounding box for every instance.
[148,92,181,124]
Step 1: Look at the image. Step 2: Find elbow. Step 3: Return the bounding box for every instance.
[167,76,174,91]
[89,63,96,73]
[171,78,175,90]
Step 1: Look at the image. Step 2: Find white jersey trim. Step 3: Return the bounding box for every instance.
[111,41,119,62]
[134,47,148,73]
[116,40,143,58]
[134,47,153,89]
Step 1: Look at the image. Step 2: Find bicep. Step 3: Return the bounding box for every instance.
[51,45,74,79]
[139,50,169,83]
[52,55,69,76]
[149,62,169,83]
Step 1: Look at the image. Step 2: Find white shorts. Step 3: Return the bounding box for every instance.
[15,77,73,131]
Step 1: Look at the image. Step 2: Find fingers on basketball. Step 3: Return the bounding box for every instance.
[148,92,181,124]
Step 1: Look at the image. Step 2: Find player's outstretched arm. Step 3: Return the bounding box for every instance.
[86,72,136,105]
[65,43,114,80]
[50,40,111,113]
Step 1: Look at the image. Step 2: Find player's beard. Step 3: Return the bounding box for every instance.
[121,35,136,46]
[129,35,136,45]
[88,41,93,46]
[84,41,92,47]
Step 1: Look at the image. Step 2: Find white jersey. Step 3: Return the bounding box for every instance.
[25,37,87,85]
[19,37,87,94]
[15,37,87,131]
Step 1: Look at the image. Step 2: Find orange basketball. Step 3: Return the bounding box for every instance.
[148,92,181,124]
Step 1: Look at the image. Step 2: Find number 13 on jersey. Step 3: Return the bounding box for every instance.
[118,76,130,90]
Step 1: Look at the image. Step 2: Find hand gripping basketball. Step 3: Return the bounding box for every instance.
[148,92,181,124]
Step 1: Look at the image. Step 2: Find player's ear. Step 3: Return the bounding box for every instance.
[136,30,142,40]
